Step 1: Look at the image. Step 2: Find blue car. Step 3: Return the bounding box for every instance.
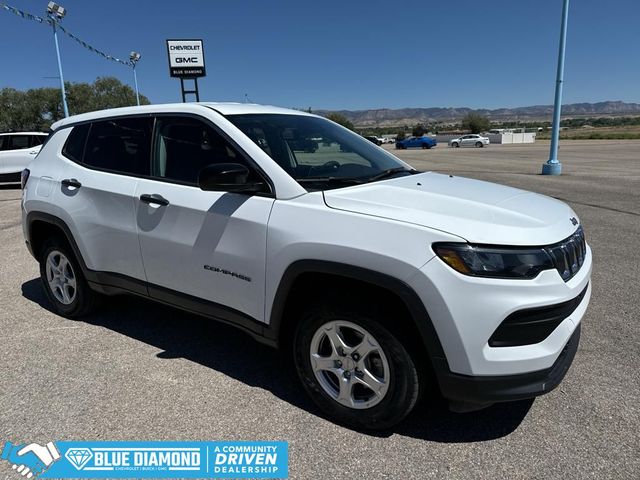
[395,135,437,149]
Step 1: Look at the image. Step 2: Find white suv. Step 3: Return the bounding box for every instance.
[21,103,591,430]
[0,132,48,181]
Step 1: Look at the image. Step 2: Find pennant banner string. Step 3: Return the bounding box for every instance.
[1,3,134,67]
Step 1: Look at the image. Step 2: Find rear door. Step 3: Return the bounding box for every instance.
[55,118,151,283]
[134,114,274,322]
[2,134,39,174]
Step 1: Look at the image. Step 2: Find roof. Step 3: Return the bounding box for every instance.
[0,131,48,136]
[50,102,315,131]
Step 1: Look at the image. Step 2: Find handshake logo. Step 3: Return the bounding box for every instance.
[1,442,60,478]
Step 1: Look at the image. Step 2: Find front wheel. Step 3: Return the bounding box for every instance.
[451,142,459,148]
[293,303,420,430]
[421,143,431,149]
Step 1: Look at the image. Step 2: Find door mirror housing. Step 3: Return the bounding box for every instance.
[198,163,264,193]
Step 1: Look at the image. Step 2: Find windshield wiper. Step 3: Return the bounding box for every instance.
[363,167,416,183]
[297,168,416,187]
[296,177,363,185]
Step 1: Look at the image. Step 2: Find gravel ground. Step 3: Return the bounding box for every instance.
[0,140,638,479]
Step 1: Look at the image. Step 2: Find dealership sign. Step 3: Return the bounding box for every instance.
[1,440,288,478]
[166,39,206,77]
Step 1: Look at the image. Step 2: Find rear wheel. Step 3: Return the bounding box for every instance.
[293,302,420,430]
[39,238,99,317]
[475,141,483,148]
[421,143,431,149]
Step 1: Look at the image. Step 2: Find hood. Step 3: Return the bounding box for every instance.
[323,172,579,246]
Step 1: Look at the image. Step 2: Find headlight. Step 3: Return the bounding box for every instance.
[433,243,554,279]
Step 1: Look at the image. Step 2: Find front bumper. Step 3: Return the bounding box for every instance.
[436,323,580,410]
[408,245,592,376]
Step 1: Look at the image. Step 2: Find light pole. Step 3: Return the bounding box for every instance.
[542,0,570,176]
[130,51,141,106]
[46,2,69,118]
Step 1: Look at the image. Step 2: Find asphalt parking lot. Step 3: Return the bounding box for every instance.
[1,140,638,479]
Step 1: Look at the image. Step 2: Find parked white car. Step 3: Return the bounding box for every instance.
[21,103,591,430]
[0,132,48,181]
[449,134,490,148]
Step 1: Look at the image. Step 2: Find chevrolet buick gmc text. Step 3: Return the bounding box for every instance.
[21,103,591,429]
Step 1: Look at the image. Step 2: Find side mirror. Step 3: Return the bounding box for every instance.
[198,163,263,193]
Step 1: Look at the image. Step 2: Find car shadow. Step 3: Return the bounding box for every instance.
[21,278,532,442]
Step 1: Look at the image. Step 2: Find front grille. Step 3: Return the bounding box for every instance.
[545,226,587,282]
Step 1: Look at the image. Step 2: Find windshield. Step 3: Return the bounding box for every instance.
[225,113,414,190]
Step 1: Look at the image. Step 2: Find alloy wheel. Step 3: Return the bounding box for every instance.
[45,250,77,305]
[309,320,390,409]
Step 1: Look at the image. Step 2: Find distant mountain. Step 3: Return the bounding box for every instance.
[316,101,640,127]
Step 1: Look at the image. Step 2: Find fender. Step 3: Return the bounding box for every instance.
[265,259,449,373]
[26,211,88,269]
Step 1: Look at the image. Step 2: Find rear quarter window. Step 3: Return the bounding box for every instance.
[30,135,46,147]
[62,124,90,163]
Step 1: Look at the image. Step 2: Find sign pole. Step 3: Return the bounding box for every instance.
[542,0,569,176]
[132,65,140,106]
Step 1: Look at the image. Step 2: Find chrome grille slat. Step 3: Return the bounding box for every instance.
[547,227,586,282]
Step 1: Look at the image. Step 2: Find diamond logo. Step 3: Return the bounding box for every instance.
[65,448,93,470]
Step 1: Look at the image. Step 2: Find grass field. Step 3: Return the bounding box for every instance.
[537,124,640,140]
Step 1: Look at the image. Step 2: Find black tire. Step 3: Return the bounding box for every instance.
[451,142,459,148]
[293,301,420,430]
[421,143,431,149]
[475,141,483,148]
[39,237,100,318]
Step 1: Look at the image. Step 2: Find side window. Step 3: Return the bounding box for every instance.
[84,117,152,175]
[0,136,6,151]
[152,116,256,185]
[30,135,46,147]
[9,135,30,150]
[62,124,90,163]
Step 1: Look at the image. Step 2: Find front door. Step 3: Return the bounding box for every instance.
[134,115,274,322]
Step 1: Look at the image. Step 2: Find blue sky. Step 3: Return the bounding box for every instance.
[1,0,639,110]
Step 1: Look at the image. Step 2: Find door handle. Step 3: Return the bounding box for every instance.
[61,178,82,188]
[140,193,170,206]
[28,150,38,155]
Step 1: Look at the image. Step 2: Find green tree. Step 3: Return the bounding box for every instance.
[395,129,407,141]
[324,113,354,131]
[412,123,426,137]
[0,77,150,132]
[461,112,490,134]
